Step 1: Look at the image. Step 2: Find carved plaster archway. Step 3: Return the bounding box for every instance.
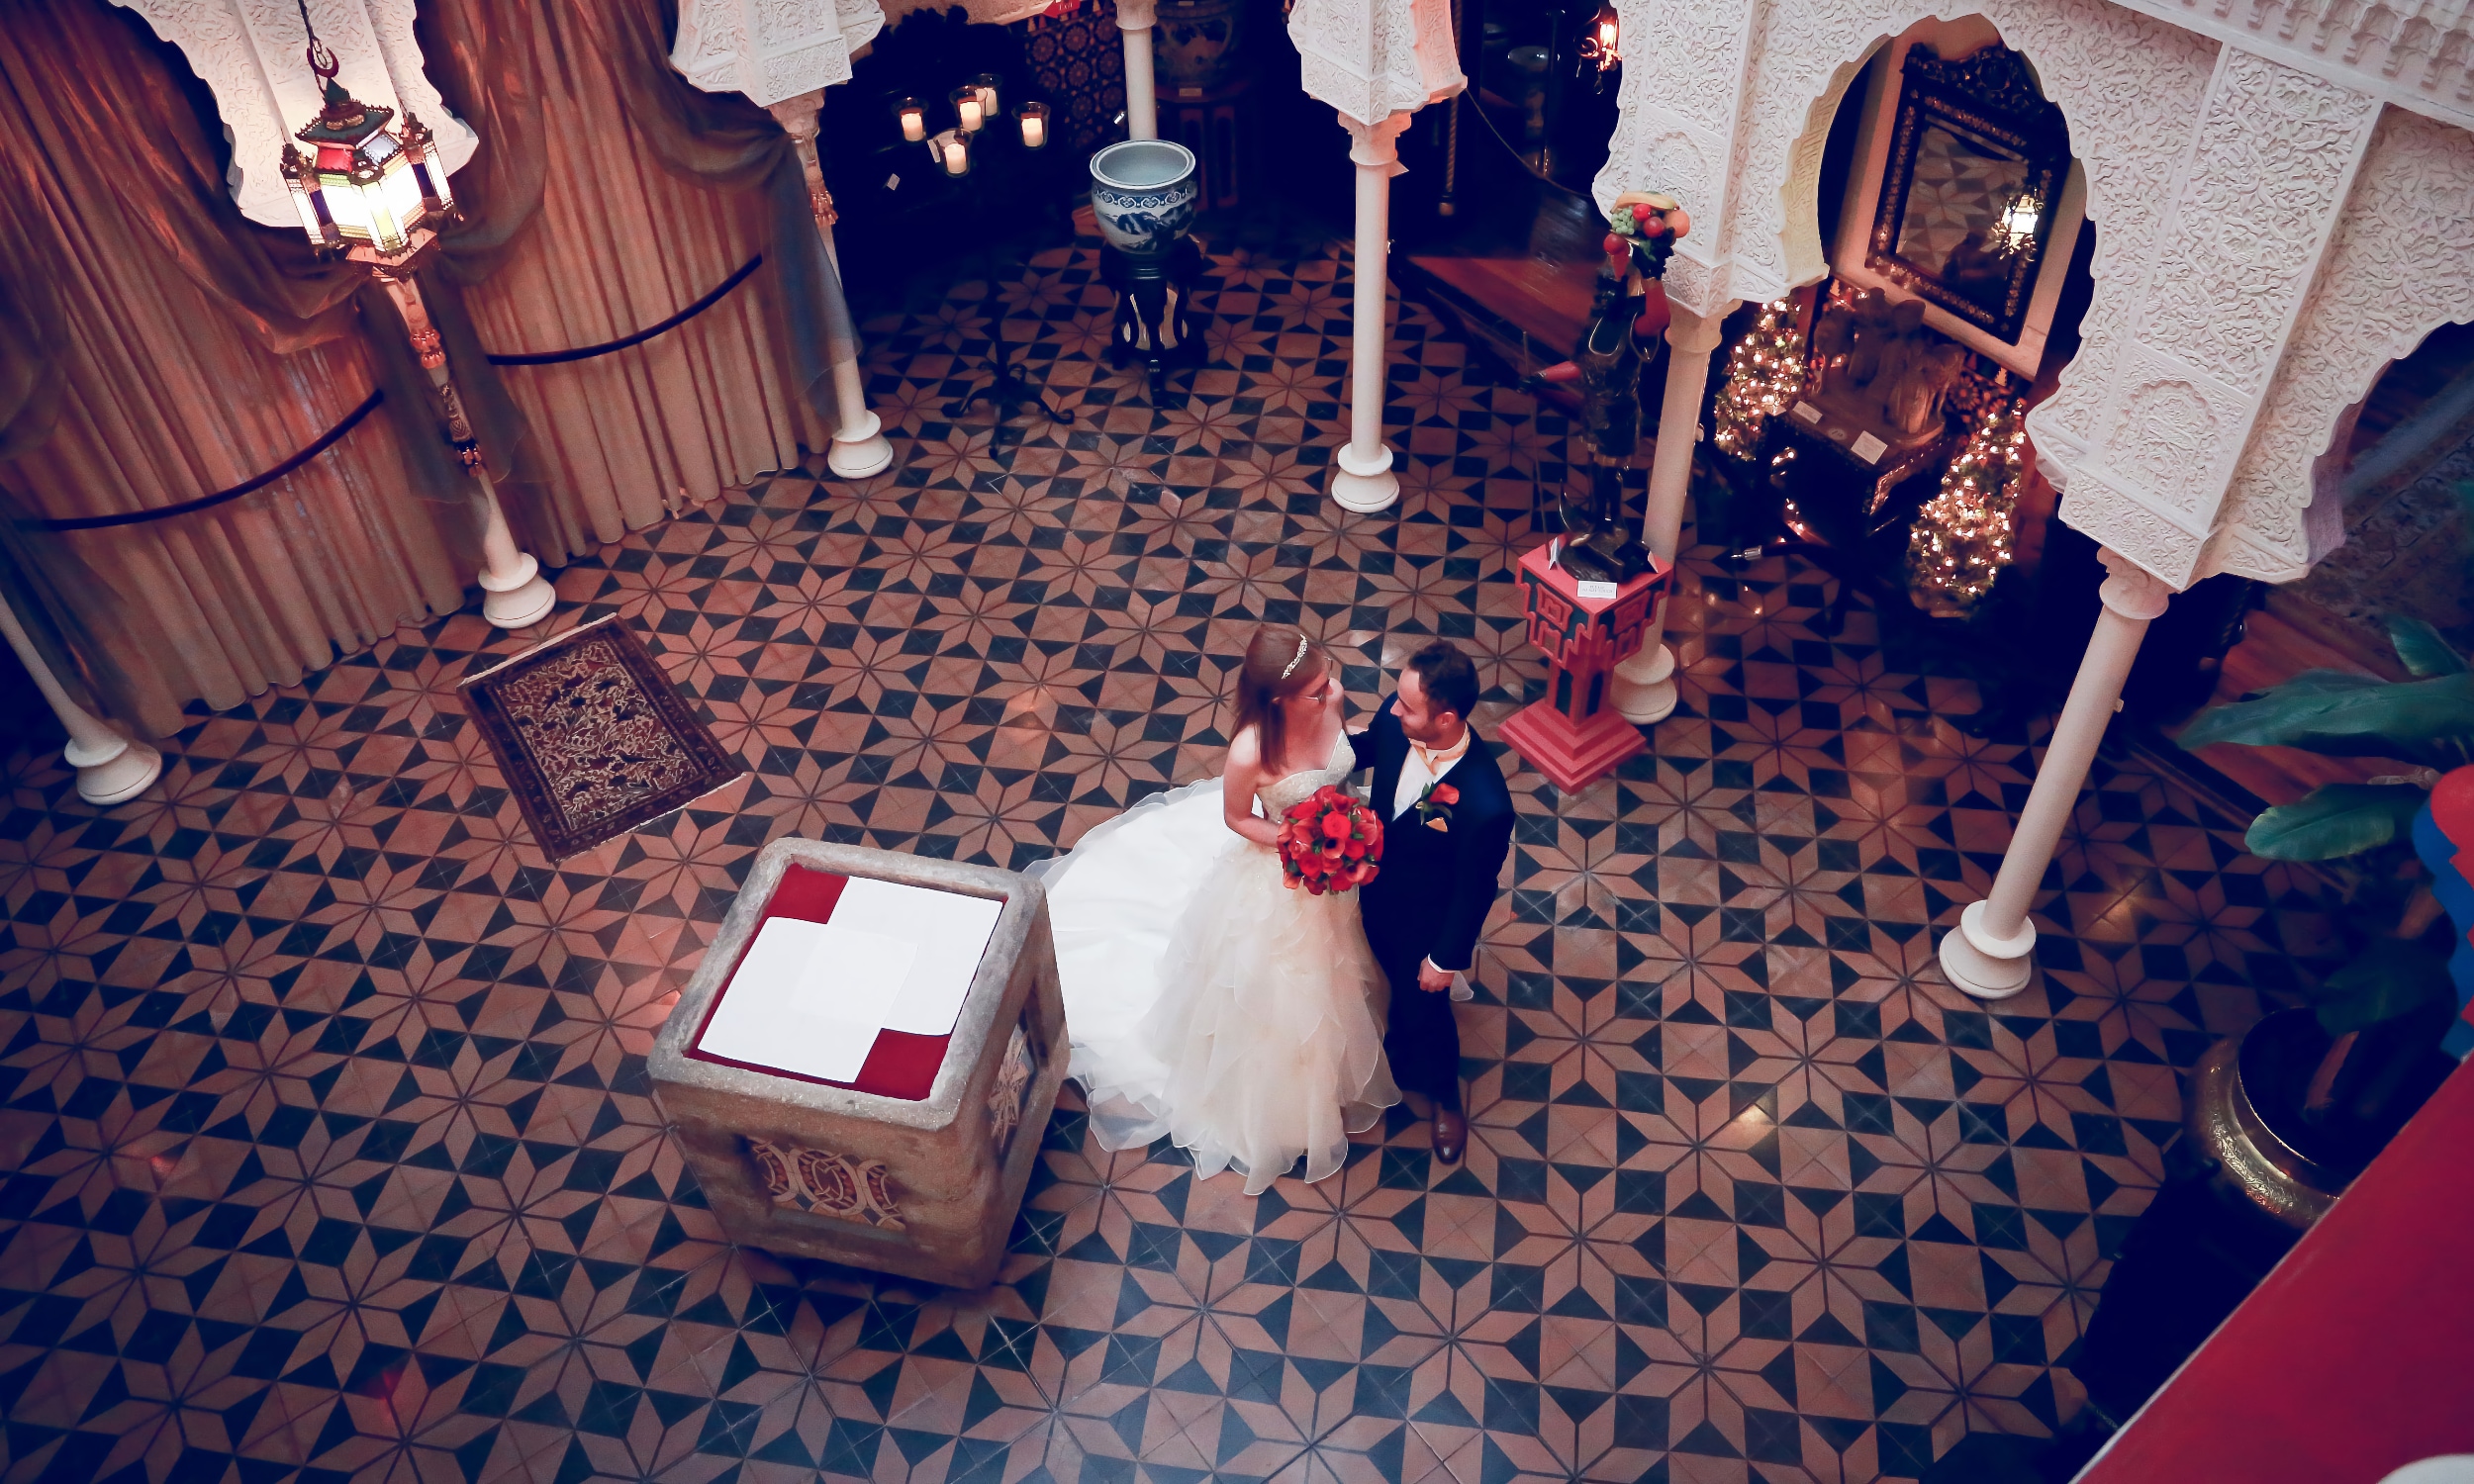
[2204,107,2474,581]
[1601,0,2474,592]
[1601,0,2221,566]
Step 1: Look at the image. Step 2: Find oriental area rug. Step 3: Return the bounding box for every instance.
[459,614,743,860]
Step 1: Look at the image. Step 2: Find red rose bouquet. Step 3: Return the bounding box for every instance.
[1278,785,1383,894]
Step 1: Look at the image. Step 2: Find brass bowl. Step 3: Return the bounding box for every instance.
[2185,1010,2349,1231]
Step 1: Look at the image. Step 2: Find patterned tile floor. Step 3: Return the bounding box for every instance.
[0,228,2331,1484]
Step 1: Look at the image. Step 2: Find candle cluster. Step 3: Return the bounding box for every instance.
[901,76,1049,179]
[1905,398,2029,615]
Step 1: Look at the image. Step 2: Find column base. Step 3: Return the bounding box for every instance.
[63,733,162,807]
[1937,899,2037,1000]
[1331,442,1398,513]
[827,412,894,480]
[1498,698,1645,795]
[1611,643,1677,725]
[479,552,558,630]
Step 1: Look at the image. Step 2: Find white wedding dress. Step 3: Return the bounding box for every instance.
[1028,727,1399,1194]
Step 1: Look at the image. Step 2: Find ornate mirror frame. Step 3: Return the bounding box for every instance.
[1865,44,2069,345]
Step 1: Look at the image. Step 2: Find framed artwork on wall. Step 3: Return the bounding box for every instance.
[1866,44,2071,346]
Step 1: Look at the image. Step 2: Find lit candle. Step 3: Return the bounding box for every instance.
[977,83,999,116]
[1019,104,1048,149]
[941,134,969,176]
[958,96,984,133]
[900,104,925,142]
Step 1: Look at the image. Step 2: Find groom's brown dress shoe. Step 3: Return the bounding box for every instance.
[1432,1108,1466,1164]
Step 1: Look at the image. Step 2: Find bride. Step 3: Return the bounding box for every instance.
[1029,623,1398,1194]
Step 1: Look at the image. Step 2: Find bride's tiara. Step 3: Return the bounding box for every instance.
[1279,635,1310,681]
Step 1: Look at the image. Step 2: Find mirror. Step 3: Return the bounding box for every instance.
[1868,45,2067,344]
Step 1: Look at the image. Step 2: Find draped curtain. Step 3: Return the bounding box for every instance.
[423,0,828,560]
[0,0,834,737]
[0,0,468,738]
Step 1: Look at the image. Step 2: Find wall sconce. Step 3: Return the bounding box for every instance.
[1577,3,1621,88]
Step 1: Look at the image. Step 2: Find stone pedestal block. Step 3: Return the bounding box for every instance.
[648,839,1065,1289]
[1497,541,1669,793]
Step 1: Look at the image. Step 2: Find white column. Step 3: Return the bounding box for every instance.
[1611,300,1734,724]
[0,598,160,806]
[1938,550,2173,999]
[769,92,894,480]
[375,274,558,630]
[1331,111,1411,514]
[1118,0,1159,140]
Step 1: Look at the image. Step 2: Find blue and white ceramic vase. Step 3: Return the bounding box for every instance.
[1090,139,1198,255]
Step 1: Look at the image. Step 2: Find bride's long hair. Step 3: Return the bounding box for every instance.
[1231,624,1328,775]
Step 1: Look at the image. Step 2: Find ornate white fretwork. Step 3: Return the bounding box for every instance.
[2203,107,2474,581]
[1285,0,1464,128]
[2108,0,2474,133]
[1588,0,1757,317]
[671,0,888,108]
[2062,48,2381,585]
[1605,0,2456,588]
[110,0,478,231]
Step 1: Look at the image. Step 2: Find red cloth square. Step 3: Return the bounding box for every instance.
[682,865,954,1101]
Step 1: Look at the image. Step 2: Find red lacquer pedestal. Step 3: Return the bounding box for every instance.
[1497,542,1669,793]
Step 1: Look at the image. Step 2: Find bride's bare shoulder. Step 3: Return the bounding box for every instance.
[1225,725,1263,770]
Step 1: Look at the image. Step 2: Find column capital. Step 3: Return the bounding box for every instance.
[1662,298,1737,357]
[765,90,825,143]
[1339,110,1414,168]
[2097,548,2174,621]
[1116,0,1156,29]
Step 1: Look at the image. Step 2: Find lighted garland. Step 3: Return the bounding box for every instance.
[1905,399,2030,616]
[1711,299,1804,463]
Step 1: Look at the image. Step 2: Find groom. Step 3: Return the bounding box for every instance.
[1351,640,1516,1163]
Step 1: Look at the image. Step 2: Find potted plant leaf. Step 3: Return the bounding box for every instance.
[2061,617,2470,1448]
[2172,612,2470,1216]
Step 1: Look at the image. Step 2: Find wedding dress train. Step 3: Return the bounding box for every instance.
[1028,728,1398,1194]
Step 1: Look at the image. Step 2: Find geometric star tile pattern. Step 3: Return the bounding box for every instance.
[0,225,2329,1483]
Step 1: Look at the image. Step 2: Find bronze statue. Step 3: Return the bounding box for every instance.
[1524,191,1690,586]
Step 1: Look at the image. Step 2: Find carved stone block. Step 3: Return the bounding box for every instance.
[649,841,1066,1288]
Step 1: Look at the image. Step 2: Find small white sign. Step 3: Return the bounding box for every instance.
[1851,431,1888,465]
[885,173,902,191]
[1791,401,1823,425]
[1574,580,1620,601]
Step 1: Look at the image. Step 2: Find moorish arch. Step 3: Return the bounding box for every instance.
[1586,0,2471,997]
[1601,0,2474,592]
[1595,0,2223,580]
[2203,107,2474,581]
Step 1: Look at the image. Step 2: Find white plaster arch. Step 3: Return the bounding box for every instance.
[1723,0,2221,503]
[2202,107,2474,581]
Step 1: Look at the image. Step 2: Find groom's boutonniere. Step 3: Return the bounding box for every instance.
[1414,781,1460,831]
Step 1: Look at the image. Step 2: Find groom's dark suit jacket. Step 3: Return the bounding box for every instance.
[1350,696,1516,1103]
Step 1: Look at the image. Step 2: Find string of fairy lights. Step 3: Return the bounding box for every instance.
[1710,298,1804,462]
[1708,296,2029,615]
[1904,397,2030,614]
